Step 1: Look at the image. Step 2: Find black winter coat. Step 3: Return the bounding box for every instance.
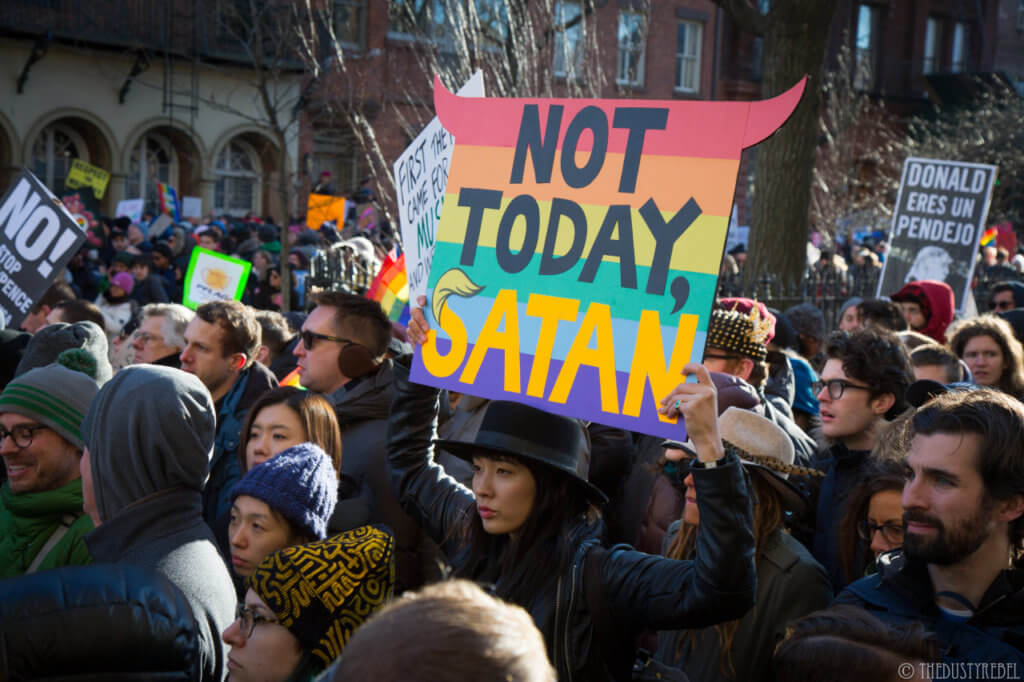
[835,550,1024,666]
[388,365,757,681]
[332,360,438,593]
[0,563,203,680]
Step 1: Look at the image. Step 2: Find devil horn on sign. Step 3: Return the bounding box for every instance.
[741,77,807,149]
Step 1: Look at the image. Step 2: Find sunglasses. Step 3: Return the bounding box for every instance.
[301,329,359,351]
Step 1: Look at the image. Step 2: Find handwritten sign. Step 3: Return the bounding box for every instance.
[181,246,251,310]
[410,77,805,439]
[395,71,485,302]
[116,198,144,223]
[65,159,111,199]
[0,169,87,328]
[877,157,997,311]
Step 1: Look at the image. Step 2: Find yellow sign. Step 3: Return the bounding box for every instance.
[65,159,111,199]
[307,193,347,231]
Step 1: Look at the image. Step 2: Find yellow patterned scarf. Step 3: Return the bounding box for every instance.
[248,525,395,666]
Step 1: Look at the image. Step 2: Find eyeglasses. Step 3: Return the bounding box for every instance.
[135,332,162,345]
[857,520,905,545]
[235,603,279,640]
[301,329,357,351]
[812,379,872,400]
[0,424,49,449]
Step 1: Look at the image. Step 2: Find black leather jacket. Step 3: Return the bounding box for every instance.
[0,563,202,680]
[389,365,757,681]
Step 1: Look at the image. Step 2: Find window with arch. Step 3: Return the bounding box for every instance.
[31,123,87,193]
[215,139,261,217]
[126,134,175,216]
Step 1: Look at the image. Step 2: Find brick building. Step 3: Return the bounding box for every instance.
[2,1,1021,230]
[303,0,728,217]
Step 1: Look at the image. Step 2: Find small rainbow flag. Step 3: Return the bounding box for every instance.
[367,251,410,323]
[157,182,181,221]
[279,367,306,390]
[980,226,998,246]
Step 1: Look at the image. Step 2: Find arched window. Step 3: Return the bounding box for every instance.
[126,134,175,216]
[214,139,261,216]
[31,124,87,193]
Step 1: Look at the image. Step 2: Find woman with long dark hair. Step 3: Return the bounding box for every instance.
[391,307,757,681]
[839,457,907,584]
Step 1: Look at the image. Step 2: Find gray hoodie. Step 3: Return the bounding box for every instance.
[83,366,235,682]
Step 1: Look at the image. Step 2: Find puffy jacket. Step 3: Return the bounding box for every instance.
[388,363,757,681]
[0,563,202,680]
[835,550,1024,666]
[86,488,235,682]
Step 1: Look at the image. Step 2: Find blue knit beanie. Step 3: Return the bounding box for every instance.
[231,443,338,540]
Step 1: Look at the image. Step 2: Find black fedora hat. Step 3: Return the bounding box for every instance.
[435,400,608,505]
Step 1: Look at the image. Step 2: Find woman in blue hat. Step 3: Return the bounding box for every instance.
[389,304,757,681]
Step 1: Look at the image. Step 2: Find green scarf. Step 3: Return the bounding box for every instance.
[0,479,93,577]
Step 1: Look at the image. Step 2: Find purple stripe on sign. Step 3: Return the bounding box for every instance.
[410,337,689,441]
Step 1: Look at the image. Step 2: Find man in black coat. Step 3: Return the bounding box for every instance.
[835,388,1024,668]
[293,291,432,592]
[809,329,912,589]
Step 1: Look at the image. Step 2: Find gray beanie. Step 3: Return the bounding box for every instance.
[0,352,101,448]
[784,303,826,342]
[839,297,863,319]
[15,321,112,385]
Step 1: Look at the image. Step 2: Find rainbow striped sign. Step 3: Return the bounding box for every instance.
[157,182,181,222]
[410,77,804,439]
[367,251,410,322]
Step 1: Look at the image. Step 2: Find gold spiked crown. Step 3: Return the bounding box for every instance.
[706,303,772,360]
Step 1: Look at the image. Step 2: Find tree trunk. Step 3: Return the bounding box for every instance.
[745,0,839,285]
[276,129,291,313]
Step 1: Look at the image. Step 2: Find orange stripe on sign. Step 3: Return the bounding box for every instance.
[447,145,738,219]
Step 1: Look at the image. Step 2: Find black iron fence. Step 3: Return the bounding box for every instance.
[716,265,1024,331]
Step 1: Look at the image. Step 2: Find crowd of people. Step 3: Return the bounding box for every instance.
[0,204,1023,682]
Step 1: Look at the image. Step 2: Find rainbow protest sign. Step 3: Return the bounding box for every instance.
[157,182,181,221]
[367,250,410,323]
[411,77,804,439]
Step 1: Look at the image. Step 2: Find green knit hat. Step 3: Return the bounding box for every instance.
[0,350,100,449]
